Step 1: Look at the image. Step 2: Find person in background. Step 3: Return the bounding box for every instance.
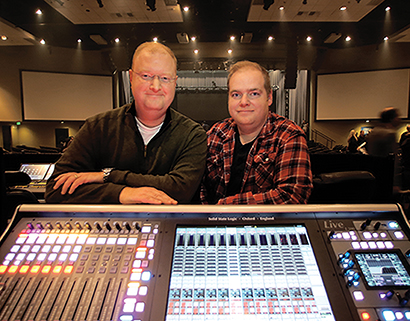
[399,125,410,190]
[45,41,207,204]
[347,129,359,153]
[200,60,313,204]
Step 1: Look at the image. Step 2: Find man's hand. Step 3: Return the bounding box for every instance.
[53,172,104,195]
[119,187,177,205]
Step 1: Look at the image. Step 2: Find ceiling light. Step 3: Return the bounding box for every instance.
[302,0,307,4]
[153,37,158,42]
[340,6,347,11]
[194,49,199,54]
[36,9,43,15]
[191,36,196,41]
[115,38,120,43]
[279,6,285,10]
[228,49,232,54]
[345,36,351,41]
[385,6,391,11]
[268,36,274,41]
[40,39,46,44]
[306,36,312,41]
[77,38,82,43]
[183,6,189,12]
[230,36,235,41]
[1,35,7,41]
[384,36,389,41]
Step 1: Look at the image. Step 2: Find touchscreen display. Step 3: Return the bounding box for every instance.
[165,225,336,320]
[354,250,410,288]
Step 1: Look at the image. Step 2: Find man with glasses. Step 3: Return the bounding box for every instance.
[45,42,206,204]
[201,61,312,204]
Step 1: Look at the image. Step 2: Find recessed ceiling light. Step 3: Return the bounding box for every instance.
[340,6,347,11]
[345,36,351,41]
[194,49,199,54]
[228,49,232,54]
[77,38,82,43]
[384,36,389,41]
[1,35,7,41]
[306,36,312,41]
[183,6,189,12]
[36,9,43,15]
[279,6,285,10]
[40,39,46,44]
[191,36,196,41]
[115,37,120,43]
[153,37,158,42]
[268,36,274,41]
[385,6,391,11]
[230,36,235,41]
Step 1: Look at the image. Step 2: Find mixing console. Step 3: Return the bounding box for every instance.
[0,204,408,321]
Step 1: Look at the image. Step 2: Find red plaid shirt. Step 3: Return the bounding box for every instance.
[200,112,313,204]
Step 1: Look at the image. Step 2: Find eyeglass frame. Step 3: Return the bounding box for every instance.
[131,70,177,84]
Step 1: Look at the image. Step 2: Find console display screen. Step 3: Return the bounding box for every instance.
[354,250,410,289]
[166,225,336,320]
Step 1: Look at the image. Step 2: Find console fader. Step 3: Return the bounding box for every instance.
[0,204,408,321]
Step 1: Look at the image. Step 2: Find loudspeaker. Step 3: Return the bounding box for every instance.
[284,37,298,89]
[2,126,12,151]
[55,128,69,149]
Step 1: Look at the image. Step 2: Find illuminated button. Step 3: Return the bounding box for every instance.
[10,245,20,253]
[141,271,151,281]
[388,221,399,229]
[97,237,107,245]
[32,245,41,252]
[133,260,142,268]
[119,316,133,321]
[16,235,28,244]
[135,302,145,312]
[66,235,77,244]
[62,245,71,253]
[135,249,147,259]
[46,234,58,244]
[361,312,371,320]
[73,245,82,253]
[127,238,138,245]
[342,232,350,239]
[69,254,79,261]
[42,245,51,253]
[58,253,68,261]
[36,234,48,244]
[360,242,369,249]
[380,232,387,238]
[116,238,126,245]
[0,266,7,273]
[352,242,360,250]
[376,241,385,249]
[30,265,40,273]
[106,237,116,245]
[139,286,148,296]
[48,253,57,261]
[16,253,26,261]
[123,298,136,313]
[9,266,18,273]
[20,265,30,273]
[405,311,410,319]
[41,265,51,273]
[146,240,154,247]
[86,237,97,245]
[385,241,394,249]
[52,245,62,253]
[53,266,62,273]
[37,253,47,261]
[383,310,395,321]
[130,273,141,281]
[153,228,158,234]
[56,235,68,244]
[27,253,37,261]
[372,232,379,238]
[363,232,372,239]
[77,235,88,244]
[351,235,358,241]
[26,234,39,244]
[396,311,404,319]
[127,287,139,296]
[394,231,405,239]
[141,226,151,233]
[5,253,15,261]
[368,242,377,249]
[64,266,73,274]
[353,291,364,301]
[21,245,31,253]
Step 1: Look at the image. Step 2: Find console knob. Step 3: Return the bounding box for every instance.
[360,218,372,230]
[75,222,82,230]
[45,222,53,230]
[36,223,44,230]
[123,222,131,231]
[133,222,141,231]
[84,222,92,230]
[27,223,34,230]
[65,222,72,230]
[114,222,122,231]
[56,222,63,230]
[374,222,381,230]
[104,222,112,231]
[94,222,102,231]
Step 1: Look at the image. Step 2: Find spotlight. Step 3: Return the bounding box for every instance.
[302,0,307,4]
[146,0,156,11]
[263,0,274,10]
[96,0,103,8]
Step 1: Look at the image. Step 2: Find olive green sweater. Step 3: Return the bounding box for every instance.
[45,103,207,204]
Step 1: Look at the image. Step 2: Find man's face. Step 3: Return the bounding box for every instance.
[129,50,177,121]
[228,67,272,133]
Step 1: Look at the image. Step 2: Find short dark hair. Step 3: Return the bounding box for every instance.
[380,107,399,123]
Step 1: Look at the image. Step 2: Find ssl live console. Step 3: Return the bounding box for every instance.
[0,204,409,321]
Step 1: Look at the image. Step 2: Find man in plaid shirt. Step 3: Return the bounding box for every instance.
[200,61,313,204]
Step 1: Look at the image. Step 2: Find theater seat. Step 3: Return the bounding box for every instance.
[308,170,376,204]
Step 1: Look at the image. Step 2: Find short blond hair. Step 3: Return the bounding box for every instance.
[228,61,272,94]
[131,42,177,71]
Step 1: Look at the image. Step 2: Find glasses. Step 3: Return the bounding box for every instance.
[132,70,176,84]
